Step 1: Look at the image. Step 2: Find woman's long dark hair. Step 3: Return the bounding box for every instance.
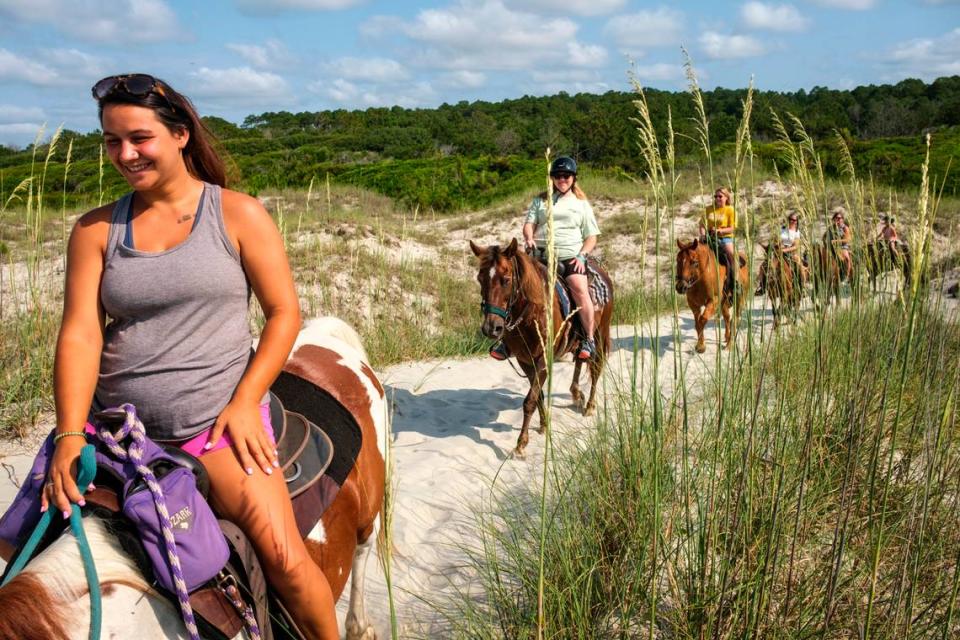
[97,77,228,187]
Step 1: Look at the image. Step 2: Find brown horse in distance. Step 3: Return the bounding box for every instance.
[675,238,749,353]
[759,241,805,329]
[811,243,842,309]
[864,240,912,293]
[470,238,614,457]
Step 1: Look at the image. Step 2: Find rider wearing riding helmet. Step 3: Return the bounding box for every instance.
[489,155,601,361]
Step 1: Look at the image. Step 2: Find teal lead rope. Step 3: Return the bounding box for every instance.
[2,444,101,640]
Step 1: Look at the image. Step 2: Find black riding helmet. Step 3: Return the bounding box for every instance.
[550,156,577,176]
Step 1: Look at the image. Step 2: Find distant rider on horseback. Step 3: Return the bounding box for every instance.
[700,187,740,297]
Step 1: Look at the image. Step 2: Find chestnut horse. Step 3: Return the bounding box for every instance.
[0,317,386,640]
[864,240,912,293]
[759,241,805,329]
[811,243,842,309]
[675,238,749,353]
[470,239,614,457]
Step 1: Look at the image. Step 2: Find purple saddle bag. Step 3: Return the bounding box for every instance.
[0,407,229,594]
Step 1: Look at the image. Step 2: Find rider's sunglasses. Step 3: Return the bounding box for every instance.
[551,172,574,179]
[91,74,170,103]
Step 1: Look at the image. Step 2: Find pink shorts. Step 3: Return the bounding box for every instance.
[85,401,275,458]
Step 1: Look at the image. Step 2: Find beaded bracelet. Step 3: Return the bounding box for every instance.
[53,431,87,444]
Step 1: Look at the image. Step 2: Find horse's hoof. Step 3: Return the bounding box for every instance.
[513,447,527,459]
[536,426,546,435]
[583,405,595,417]
[695,344,706,354]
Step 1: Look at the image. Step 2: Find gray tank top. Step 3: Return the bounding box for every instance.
[95,183,255,441]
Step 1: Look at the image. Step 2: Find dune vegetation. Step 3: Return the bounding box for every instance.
[0,65,958,640]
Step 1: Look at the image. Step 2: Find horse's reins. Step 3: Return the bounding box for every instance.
[2,446,102,640]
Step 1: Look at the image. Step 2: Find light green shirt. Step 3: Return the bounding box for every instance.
[525,193,600,260]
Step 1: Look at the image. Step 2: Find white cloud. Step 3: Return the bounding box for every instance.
[566,42,608,68]
[631,62,683,82]
[810,0,876,9]
[741,2,810,31]
[186,67,292,106]
[603,8,684,48]
[505,0,626,16]
[226,40,295,69]
[700,32,766,59]
[0,49,61,86]
[374,1,604,71]
[312,77,435,108]
[234,0,366,12]
[878,27,960,79]
[438,70,487,89]
[324,57,410,82]
[0,0,180,43]
[0,104,44,123]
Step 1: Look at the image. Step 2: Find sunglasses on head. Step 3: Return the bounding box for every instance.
[92,74,168,102]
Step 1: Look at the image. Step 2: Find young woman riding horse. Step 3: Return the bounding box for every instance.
[471,238,614,457]
[490,156,601,362]
[40,74,338,638]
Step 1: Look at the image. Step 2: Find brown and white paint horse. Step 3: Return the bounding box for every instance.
[675,238,749,353]
[471,238,614,457]
[0,317,386,640]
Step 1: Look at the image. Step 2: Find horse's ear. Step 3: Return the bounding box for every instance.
[469,240,486,257]
[690,238,699,250]
[677,239,685,250]
[504,238,519,258]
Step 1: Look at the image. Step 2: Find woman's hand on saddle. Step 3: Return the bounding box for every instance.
[571,254,587,274]
[523,237,536,252]
[43,435,91,518]
[207,398,279,476]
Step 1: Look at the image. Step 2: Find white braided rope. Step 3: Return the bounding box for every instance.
[95,404,201,640]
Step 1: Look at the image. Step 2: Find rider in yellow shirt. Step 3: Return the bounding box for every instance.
[699,187,738,296]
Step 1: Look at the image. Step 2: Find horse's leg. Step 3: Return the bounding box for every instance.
[570,358,584,410]
[721,300,733,348]
[515,360,542,455]
[345,520,377,640]
[583,350,605,416]
[695,301,714,353]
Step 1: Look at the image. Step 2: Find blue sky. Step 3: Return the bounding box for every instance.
[0,0,958,147]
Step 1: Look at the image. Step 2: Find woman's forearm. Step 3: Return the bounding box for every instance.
[54,327,103,433]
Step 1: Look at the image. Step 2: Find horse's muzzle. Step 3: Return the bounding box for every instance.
[481,316,504,339]
[675,280,690,294]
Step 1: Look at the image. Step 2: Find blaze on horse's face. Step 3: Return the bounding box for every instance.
[470,238,519,340]
[675,239,702,294]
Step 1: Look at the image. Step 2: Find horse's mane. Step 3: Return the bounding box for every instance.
[0,573,69,640]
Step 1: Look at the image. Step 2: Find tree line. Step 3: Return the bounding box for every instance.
[1,76,958,210]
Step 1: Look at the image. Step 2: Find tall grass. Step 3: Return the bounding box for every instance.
[434,61,959,640]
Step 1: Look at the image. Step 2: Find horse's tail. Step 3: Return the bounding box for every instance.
[0,573,69,640]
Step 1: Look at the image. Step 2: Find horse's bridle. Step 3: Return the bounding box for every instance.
[480,256,527,332]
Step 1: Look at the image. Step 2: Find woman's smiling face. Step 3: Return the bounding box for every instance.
[101,103,188,190]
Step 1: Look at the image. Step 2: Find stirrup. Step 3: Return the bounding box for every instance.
[490,342,509,361]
